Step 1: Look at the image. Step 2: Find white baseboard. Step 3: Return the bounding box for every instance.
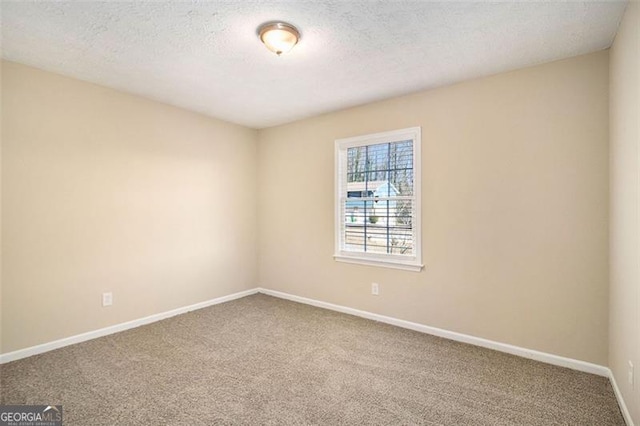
[2,285,632,425]
[609,369,636,426]
[0,285,610,377]
[257,287,610,377]
[259,288,640,423]
[0,288,260,364]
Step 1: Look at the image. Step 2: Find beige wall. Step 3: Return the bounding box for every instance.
[609,1,640,423]
[0,49,615,370]
[258,51,610,365]
[1,61,259,353]
[0,61,3,355]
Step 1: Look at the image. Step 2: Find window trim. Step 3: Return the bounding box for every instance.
[334,127,423,272]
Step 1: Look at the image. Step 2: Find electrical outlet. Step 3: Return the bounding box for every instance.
[629,361,634,387]
[371,282,379,296]
[102,292,113,307]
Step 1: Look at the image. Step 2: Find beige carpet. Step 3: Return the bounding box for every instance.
[0,294,625,425]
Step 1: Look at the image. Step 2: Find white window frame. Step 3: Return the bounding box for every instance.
[334,127,423,272]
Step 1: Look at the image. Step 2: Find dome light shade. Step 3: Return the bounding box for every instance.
[258,22,300,56]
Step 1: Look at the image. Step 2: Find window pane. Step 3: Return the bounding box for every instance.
[347,146,366,183]
[389,140,413,196]
[349,141,413,196]
[344,141,414,255]
[364,171,389,195]
[389,199,414,255]
[366,142,389,177]
[343,198,414,255]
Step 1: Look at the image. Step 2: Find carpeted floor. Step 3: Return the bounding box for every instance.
[0,294,625,425]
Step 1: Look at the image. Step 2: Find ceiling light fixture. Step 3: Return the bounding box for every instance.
[258,22,300,56]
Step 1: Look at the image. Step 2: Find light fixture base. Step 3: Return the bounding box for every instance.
[258,21,300,56]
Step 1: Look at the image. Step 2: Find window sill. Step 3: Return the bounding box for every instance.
[333,254,424,272]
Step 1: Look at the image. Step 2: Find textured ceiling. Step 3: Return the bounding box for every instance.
[1,1,628,129]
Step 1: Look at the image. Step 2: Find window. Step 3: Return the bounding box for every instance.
[334,127,422,271]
